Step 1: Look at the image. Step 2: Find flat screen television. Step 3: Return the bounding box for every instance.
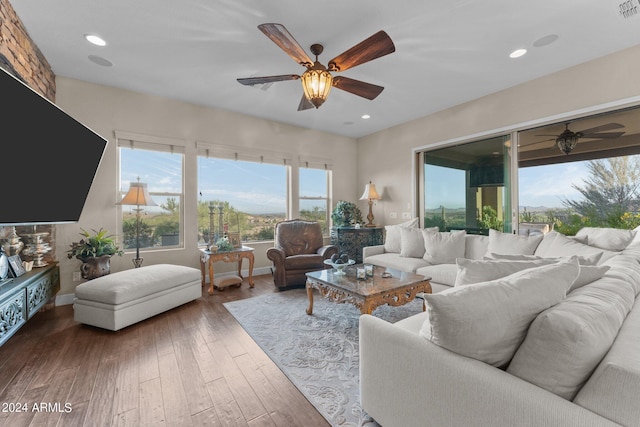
[469,163,504,188]
[1,66,107,225]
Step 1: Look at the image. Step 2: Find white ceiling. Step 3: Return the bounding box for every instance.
[10,0,640,138]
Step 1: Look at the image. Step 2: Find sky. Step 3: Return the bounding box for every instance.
[425,161,591,210]
[123,146,625,215]
[120,148,327,214]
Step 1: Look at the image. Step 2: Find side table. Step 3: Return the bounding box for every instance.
[199,246,255,295]
[330,226,384,263]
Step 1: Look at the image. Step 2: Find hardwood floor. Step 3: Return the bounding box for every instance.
[0,274,331,427]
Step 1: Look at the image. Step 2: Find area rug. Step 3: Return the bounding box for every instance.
[223,289,423,427]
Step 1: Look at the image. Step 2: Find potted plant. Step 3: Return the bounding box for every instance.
[331,201,364,227]
[67,228,123,280]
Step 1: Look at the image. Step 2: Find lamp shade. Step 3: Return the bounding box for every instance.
[118,181,157,207]
[360,181,381,201]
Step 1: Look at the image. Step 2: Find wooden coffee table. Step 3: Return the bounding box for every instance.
[305,265,431,315]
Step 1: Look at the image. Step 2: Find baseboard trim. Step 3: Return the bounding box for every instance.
[55,266,274,306]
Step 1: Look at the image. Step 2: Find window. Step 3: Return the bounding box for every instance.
[299,166,331,234]
[197,156,287,243]
[118,138,184,252]
[517,107,640,234]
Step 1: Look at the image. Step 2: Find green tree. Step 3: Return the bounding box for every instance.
[562,157,640,227]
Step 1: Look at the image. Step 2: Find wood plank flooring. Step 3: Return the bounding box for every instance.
[0,274,331,427]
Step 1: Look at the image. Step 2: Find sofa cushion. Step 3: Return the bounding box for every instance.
[384,217,419,253]
[486,229,543,256]
[400,227,426,258]
[541,232,617,264]
[422,230,466,264]
[575,227,636,251]
[507,266,636,400]
[419,260,579,368]
[454,258,559,286]
[486,251,604,266]
[416,264,458,287]
[364,253,430,273]
[464,234,490,260]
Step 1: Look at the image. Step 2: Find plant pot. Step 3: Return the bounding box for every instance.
[80,254,112,280]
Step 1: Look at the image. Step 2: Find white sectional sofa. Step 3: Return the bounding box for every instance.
[360,224,640,427]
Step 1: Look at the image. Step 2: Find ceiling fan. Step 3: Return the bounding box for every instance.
[522,122,626,155]
[237,23,395,110]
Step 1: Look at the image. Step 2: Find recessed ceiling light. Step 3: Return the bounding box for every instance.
[85,34,107,46]
[509,48,527,59]
[533,34,559,48]
[88,55,113,67]
[361,114,371,120]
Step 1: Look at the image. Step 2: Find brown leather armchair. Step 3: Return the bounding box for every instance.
[267,219,338,290]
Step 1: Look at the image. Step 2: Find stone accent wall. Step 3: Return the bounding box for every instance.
[0,0,56,261]
[0,0,55,101]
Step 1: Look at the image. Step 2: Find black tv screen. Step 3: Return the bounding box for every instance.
[1,67,107,225]
[469,163,504,187]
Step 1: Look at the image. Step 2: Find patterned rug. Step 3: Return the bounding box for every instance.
[223,288,423,427]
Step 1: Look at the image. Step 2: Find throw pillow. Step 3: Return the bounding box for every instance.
[420,260,579,368]
[569,265,610,292]
[454,258,559,286]
[486,229,543,256]
[383,217,419,253]
[507,273,636,400]
[422,230,466,264]
[400,227,427,258]
[575,227,636,251]
[544,232,617,264]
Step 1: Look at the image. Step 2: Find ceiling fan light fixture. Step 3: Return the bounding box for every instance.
[556,133,579,155]
[301,64,333,109]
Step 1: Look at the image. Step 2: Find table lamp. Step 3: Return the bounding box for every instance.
[360,181,381,227]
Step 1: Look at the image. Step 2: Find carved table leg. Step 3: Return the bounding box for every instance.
[247,253,255,287]
[306,284,314,315]
[208,261,215,295]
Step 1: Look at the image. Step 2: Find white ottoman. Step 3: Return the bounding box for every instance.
[73,264,201,331]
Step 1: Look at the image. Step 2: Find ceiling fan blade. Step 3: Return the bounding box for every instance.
[579,131,625,139]
[333,76,384,100]
[328,30,395,72]
[577,122,624,134]
[297,94,314,111]
[237,74,299,86]
[519,138,554,148]
[258,23,314,67]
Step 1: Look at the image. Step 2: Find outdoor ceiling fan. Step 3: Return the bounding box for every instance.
[522,122,626,155]
[237,23,395,110]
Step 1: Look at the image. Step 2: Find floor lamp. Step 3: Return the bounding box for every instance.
[118,177,156,268]
[360,181,382,227]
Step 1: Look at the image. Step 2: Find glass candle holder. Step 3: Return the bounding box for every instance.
[356,267,366,280]
[364,263,374,277]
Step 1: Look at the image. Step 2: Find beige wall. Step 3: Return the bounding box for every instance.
[357,44,640,225]
[54,77,358,299]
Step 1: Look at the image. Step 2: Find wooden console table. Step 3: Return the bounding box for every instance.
[0,262,59,346]
[199,246,254,295]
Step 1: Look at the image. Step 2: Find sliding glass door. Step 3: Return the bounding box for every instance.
[422,135,512,234]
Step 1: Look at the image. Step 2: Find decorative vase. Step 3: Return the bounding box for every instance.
[80,254,112,280]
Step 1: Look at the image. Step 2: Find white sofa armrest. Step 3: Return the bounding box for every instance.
[362,244,385,259]
[359,315,619,427]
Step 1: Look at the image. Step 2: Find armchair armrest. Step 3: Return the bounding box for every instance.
[317,245,338,259]
[266,247,286,264]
